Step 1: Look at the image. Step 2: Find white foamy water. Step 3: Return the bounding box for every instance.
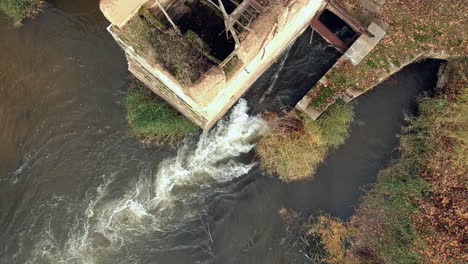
[153,100,266,203]
[27,99,268,264]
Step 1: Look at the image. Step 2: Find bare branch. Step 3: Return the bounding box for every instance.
[198,216,216,259]
[200,216,214,244]
[198,245,215,258]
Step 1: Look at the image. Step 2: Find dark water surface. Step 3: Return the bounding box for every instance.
[244,27,344,114]
[1,1,173,263]
[0,1,441,264]
[213,60,440,264]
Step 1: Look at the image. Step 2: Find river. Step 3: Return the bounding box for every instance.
[0,1,441,263]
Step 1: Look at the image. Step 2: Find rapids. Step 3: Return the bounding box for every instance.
[25,100,267,263]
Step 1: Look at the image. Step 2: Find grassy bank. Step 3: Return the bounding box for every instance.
[0,0,42,25]
[256,101,354,181]
[309,0,467,110]
[303,59,467,264]
[125,81,198,144]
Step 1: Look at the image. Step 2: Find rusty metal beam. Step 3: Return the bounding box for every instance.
[326,0,374,37]
[310,19,348,53]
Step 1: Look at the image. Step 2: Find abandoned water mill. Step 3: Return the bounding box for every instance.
[1,0,467,264]
[102,0,385,129]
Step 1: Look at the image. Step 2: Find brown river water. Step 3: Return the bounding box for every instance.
[0,1,441,263]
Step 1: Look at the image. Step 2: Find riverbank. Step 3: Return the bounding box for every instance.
[0,0,43,25]
[307,0,467,111]
[125,80,198,144]
[302,59,467,263]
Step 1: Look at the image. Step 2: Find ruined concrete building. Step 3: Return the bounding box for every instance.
[100,0,382,129]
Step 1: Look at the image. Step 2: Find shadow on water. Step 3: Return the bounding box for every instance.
[0,1,443,263]
[0,1,171,262]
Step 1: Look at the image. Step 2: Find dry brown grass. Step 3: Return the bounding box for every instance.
[257,101,354,181]
[314,215,351,264]
[257,112,326,181]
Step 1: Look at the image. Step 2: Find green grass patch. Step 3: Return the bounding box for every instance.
[0,0,42,24]
[309,85,336,109]
[257,101,354,181]
[125,81,198,144]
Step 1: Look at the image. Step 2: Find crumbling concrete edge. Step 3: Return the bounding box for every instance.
[295,20,387,120]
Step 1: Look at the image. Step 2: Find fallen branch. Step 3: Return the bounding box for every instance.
[199,216,215,258]
[200,216,214,244]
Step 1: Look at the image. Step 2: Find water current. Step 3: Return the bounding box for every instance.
[0,1,442,263]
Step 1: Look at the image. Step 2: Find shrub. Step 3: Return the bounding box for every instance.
[0,0,42,25]
[257,101,354,181]
[257,113,326,181]
[350,162,428,264]
[318,101,355,147]
[125,81,198,144]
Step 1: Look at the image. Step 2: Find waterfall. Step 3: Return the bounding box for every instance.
[153,99,266,204]
[28,99,268,264]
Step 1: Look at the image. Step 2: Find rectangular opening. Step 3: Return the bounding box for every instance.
[114,0,273,87]
[318,9,357,46]
[174,0,237,61]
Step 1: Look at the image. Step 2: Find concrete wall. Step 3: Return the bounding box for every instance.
[127,56,209,127]
[107,25,209,128]
[100,0,148,28]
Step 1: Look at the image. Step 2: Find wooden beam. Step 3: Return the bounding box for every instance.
[217,0,241,46]
[154,0,181,35]
[219,50,238,68]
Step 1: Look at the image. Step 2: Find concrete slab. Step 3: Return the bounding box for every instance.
[360,0,381,13]
[345,22,386,65]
